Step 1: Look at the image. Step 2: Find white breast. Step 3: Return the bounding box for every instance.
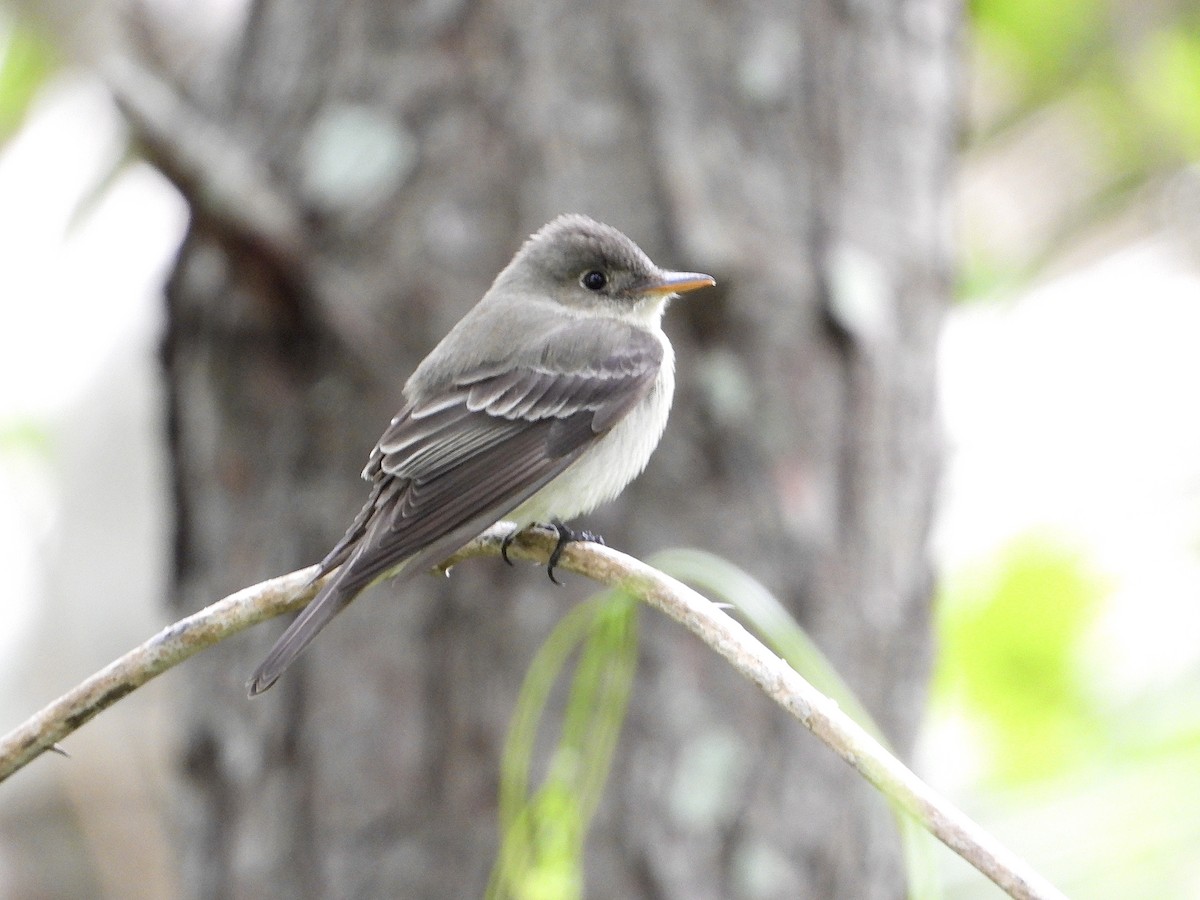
[507,335,675,527]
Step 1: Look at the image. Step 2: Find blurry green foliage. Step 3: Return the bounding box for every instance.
[488,593,639,900]
[970,0,1105,96]
[1132,27,1200,158]
[963,1,1200,299]
[0,417,52,457]
[970,0,1200,162]
[0,15,58,141]
[934,534,1200,897]
[954,249,1031,302]
[934,535,1107,785]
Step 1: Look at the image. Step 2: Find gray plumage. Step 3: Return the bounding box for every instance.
[248,214,713,695]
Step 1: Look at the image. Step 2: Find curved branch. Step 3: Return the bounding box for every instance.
[0,526,1065,900]
[0,565,325,783]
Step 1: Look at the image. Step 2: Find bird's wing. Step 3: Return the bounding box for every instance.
[248,319,662,694]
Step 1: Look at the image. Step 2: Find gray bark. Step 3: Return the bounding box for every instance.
[161,0,957,896]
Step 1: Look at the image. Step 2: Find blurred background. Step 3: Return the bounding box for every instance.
[1,0,1199,896]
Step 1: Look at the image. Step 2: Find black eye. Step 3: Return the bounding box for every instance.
[581,270,608,291]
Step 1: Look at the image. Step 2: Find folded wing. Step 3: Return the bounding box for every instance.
[247,319,662,694]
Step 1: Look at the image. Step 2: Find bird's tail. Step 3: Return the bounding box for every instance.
[247,569,358,696]
[246,501,503,696]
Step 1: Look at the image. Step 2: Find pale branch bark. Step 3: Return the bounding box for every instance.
[0,528,1064,900]
[0,565,324,783]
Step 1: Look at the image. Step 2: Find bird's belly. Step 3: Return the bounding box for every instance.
[506,366,674,527]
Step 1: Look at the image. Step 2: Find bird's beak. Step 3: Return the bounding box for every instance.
[638,270,716,297]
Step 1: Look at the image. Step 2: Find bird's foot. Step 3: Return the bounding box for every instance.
[500,522,605,583]
[546,520,605,585]
[500,524,521,566]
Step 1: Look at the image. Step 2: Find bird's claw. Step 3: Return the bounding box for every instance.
[546,521,604,584]
[500,526,520,566]
[501,521,604,584]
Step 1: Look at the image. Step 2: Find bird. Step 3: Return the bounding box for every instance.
[248,214,714,695]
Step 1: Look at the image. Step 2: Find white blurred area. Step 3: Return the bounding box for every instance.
[937,239,1200,692]
[3,59,1200,900]
[940,229,1200,686]
[928,227,1200,898]
[0,74,186,898]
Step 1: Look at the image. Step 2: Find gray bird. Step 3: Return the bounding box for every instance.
[248,214,714,695]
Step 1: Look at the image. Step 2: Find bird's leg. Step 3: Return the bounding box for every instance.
[502,521,605,581]
[500,524,522,566]
[546,522,573,584]
[546,520,605,585]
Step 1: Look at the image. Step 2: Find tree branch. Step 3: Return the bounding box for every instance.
[101,54,312,274]
[0,565,325,783]
[0,527,1066,900]
[100,54,396,377]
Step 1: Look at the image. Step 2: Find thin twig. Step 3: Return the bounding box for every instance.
[0,526,1065,900]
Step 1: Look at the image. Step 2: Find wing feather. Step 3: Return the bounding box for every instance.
[248,320,664,694]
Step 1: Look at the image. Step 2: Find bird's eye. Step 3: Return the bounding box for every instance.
[581,270,608,291]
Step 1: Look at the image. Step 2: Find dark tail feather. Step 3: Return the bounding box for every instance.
[247,571,358,696]
[247,503,512,696]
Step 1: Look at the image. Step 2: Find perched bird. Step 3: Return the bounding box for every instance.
[248,214,714,695]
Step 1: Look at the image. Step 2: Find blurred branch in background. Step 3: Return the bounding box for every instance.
[962,0,1200,296]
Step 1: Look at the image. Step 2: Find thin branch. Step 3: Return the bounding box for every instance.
[101,54,311,273]
[100,53,406,379]
[0,527,1066,900]
[0,565,324,783]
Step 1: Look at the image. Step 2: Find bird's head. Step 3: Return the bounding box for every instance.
[498,214,714,324]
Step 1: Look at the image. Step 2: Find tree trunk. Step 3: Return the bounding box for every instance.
[162,0,956,896]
